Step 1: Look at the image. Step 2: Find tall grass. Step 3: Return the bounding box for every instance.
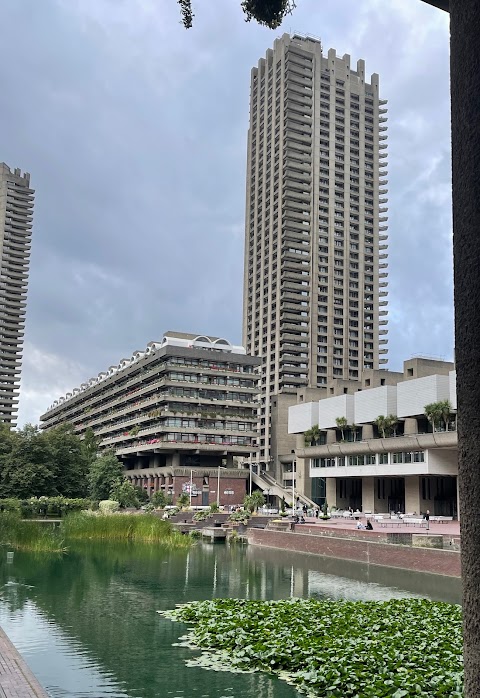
[0,512,66,552]
[62,512,191,548]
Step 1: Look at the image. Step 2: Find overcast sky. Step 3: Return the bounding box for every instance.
[0,0,452,426]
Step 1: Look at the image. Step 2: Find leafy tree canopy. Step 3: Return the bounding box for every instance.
[88,451,124,501]
[178,0,296,29]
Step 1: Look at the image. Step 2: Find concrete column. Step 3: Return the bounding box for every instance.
[403,418,418,435]
[361,424,374,440]
[404,476,421,515]
[326,478,336,507]
[225,454,234,467]
[451,2,480,691]
[326,429,336,444]
[362,477,374,513]
[171,453,180,468]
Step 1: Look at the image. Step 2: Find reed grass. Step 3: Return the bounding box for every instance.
[0,512,66,552]
[62,512,191,548]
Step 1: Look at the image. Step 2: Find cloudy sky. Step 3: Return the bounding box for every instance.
[0,0,452,426]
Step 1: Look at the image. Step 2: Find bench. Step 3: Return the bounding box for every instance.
[429,516,454,523]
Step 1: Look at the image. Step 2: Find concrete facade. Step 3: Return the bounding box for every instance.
[0,163,34,425]
[242,33,388,471]
[290,358,457,515]
[40,333,260,495]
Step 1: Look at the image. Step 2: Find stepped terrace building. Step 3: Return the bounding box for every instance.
[40,333,260,505]
[288,358,458,516]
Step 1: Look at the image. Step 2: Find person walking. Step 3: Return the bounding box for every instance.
[424,509,430,531]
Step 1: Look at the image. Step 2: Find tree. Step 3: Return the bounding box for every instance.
[177,492,190,508]
[304,424,321,447]
[376,415,399,438]
[375,415,387,439]
[87,452,124,501]
[177,0,296,29]
[45,423,89,497]
[304,428,312,447]
[438,399,453,432]
[244,490,265,512]
[134,486,150,503]
[335,416,348,441]
[386,415,399,437]
[424,402,443,433]
[110,479,140,508]
[82,427,100,464]
[151,490,167,508]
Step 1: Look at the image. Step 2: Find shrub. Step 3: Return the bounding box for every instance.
[229,510,251,523]
[99,500,120,514]
[193,511,209,521]
[151,491,167,508]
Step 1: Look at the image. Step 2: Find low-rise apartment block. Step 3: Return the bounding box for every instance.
[288,358,458,516]
[40,332,260,506]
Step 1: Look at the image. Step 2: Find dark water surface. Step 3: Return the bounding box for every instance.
[0,542,461,698]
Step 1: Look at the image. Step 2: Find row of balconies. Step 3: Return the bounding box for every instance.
[44,386,257,431]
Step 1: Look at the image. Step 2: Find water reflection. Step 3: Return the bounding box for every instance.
[0,542,460,698]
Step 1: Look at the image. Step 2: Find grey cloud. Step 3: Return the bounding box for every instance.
[0,0,453,424]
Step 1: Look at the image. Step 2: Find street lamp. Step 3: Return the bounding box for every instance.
[216,464,227,507]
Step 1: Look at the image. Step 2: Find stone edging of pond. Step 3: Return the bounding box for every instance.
[247,528,461,577]
[0,625,49,697]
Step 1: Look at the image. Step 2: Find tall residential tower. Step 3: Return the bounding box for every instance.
[243,34,388,465]
[0,163,34,425]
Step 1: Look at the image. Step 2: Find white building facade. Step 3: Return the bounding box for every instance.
[289,359,458,516]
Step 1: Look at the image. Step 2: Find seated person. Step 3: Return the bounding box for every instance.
[356,521,365,530]
[365,520,373,531]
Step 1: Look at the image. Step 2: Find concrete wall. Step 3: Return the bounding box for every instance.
[317,394,355,430]
[247,528,461,577]
[397,374,450,418]
[354,385,397,424]
[288,401,319,434]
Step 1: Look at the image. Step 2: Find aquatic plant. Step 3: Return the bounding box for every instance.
[0,512,66,552]
[62,512,191,548]
[161,597,463,697]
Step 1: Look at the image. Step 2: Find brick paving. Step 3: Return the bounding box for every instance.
[302,516,461,537]
[0,627,48,698]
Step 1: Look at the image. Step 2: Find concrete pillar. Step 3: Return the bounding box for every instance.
[404,476,421,515]
[362,424,374,440]
[225,454,234,467]
[326,478,336,507]
[451,2,480,691]
[171,453,180,468]
[362,477,374,513]
[326,429,336,444]
[403,418,418,435]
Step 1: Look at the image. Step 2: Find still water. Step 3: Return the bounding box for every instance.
[0,542,461,698]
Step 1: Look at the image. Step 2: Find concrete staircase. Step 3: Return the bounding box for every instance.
[251,470,316,509]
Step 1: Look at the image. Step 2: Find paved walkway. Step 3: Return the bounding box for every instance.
[301,517,461,537]
[0,627,48,698]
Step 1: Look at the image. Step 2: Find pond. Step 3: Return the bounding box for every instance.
[0,542,461,698]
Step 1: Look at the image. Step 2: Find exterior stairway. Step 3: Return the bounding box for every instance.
[251,469,316,509]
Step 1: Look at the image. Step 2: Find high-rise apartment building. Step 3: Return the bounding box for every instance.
[243,34,388,464]
[0,163,34,425]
